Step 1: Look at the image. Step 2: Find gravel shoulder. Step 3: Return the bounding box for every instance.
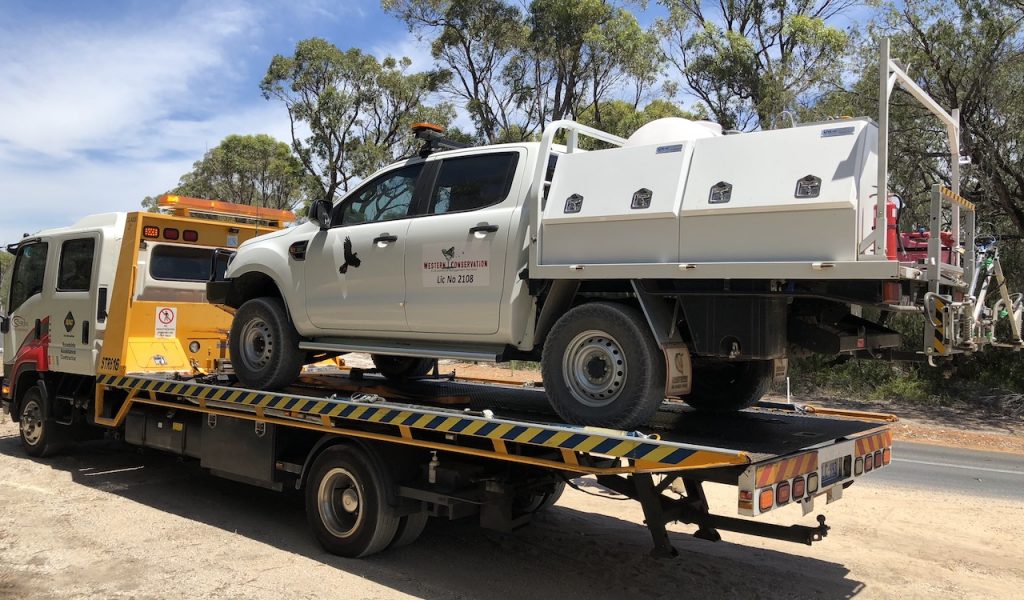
[1,416,1022,600]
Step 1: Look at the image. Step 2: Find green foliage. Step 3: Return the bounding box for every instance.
[658,0,851,130]
[261,38,453,203]
[576,99,701,138]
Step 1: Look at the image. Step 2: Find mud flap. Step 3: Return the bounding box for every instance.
[663,343,692,398]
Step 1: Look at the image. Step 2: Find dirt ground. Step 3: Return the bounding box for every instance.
[0,415,1022,600]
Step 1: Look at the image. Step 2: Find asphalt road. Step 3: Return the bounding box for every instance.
[869,441,1024,499]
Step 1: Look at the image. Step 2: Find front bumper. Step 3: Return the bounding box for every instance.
[206,279,232,305]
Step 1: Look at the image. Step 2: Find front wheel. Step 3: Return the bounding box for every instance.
[684,359,774,412]
[542,302,665,428]
[230,297,304,390]
[18,387,66,458]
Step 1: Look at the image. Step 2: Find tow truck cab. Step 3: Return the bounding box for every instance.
[0,196,293,423]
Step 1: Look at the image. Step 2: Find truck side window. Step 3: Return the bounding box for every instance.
[8,242,48,313]
[429,153,518,215]
[57,238,96,292]
[339,163,424,226]
[149,245,226,282]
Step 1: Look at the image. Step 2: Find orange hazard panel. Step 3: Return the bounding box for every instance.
[755,451,819,488]
[855,431,893,456]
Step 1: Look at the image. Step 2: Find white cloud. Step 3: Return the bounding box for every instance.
[0,1,300,245]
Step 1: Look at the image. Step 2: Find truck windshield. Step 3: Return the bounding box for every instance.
[150,245,228,282]
[8,242,49,313]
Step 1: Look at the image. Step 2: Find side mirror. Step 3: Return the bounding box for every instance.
[309,199,332,230]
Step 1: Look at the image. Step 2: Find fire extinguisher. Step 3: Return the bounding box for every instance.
[873,195,899,260]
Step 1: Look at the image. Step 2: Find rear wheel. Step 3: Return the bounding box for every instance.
[684,359,774,412]
[389,512,429,549]
[514,480,566,514]
[305,446,400,558]
[230,297,304,390]
[371,355,436,380]
[542,302,665,428]
[18,387,66,458]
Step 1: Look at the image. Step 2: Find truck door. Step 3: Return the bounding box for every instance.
[51,235,100,375]
[3,240,51,375]
[404,151,521,334]
[304,162,425,332]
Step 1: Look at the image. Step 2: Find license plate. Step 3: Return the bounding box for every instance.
[821,457,843,487]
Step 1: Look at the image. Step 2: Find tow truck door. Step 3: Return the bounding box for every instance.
[404,150,523,335]
[4,240,52,375]
[48,233,101,375]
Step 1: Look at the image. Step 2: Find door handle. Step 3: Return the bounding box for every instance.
[373,234,398,244]
[469,224,499,234]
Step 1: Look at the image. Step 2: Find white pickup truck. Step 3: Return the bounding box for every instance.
[209,44,1023,428]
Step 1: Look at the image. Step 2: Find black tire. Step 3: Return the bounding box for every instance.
[230,297,304,390]
[371,355,436,380]
[304,446,400,558]
[18,387,65,458]
[684,359,774,412]
[514,480,566,514]
[389,512,429,549]
[541,302,665,428]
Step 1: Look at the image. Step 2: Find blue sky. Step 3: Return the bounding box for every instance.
[0,0,437,244]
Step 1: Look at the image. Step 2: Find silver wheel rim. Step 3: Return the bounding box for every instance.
[317,467,364,539]
[562,329,627,408]
[239,316,274,371]
[21,399,44,446]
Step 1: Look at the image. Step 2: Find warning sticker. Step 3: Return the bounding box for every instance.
[422,243,490,288]
[155,307,177,338]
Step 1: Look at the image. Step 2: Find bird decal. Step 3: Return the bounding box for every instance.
[340,236,361,274]
[441,246,456,263]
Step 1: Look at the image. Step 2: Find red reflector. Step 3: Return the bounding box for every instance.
[883,281,901,304]
[792,476,805,499]
[759,488,773,512]
[163,228,179,240]
[143,226,160,238]
[776,480,791,505]
[182,229,198,242]
[864,454,874,472]
[882,448,891,465]
[874,451,883,469]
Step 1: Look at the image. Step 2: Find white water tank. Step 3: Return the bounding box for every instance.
[624,118,722,147]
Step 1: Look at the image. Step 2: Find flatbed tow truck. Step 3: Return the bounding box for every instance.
[2,197,895,558]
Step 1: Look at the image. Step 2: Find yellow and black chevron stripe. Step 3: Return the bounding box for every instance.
[938,187,976,212]
[932,297,947,354]
[96,375,747,470]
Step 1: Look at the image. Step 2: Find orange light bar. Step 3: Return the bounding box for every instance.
[411,122,444,133]
[157,195,296,223]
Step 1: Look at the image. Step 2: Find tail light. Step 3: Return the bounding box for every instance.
[776,480,791,505]
[855,456,864,476]
[882,448,891,465]
[143,226,160,238]
[807,472,819,494]
[874,451,883,469]
[183,229,199,242]
[864,454,874,472]
[759,488,773,512]
[792,476,806,499]
[163,228,180,240]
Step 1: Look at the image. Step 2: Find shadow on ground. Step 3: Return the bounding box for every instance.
[1,434,866,599]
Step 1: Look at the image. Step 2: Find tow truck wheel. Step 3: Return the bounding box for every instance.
[370,355,436,380]
[305,446,400,558]
[514,480,567,514]
[18,387,65,458]
[230,297,304,390]
[389,512,429,549]
[542,302,665,428]
[684,359,774,412]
